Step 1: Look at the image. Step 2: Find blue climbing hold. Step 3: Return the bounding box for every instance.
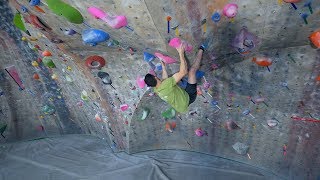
[211,12,221,23]
[29,0,40,6]
[82,29,110,46]
[21,5,28,13]
[143,52,156,62]
[196,70,205,79]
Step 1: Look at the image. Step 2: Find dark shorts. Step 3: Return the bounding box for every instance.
[185,83,197,105]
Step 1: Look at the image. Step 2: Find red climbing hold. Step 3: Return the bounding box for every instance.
[42,50,52,56]
[33,73,40,80]
[85,55,106,69]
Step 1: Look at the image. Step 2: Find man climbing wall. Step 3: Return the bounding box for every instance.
[144,42,205,113]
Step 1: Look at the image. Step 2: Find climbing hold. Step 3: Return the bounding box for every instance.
[136,76,146,88]
[168,38,193,52]
[64,29,77,36]
[51,74,58,80]
[82,29,110,46]
[267,119,279,127]
[242,109,255,118]
[85,55,106,69]
[13,13,30,36]
[232,142,249,155]
[316,75,320,81]
[5,66,25,90]
[154,52,177,64]
[211,12,221,23]
[0,124,7,138]
[143,52,156,62]
[33,73,40,80]
[46,0,84,24]
[34,6,45,13]
[42,50,52,56]
[21,37,27,41]
[210,100,221,109]
[32,61,39,67]
[162,107,176,119]
[42,105,55,115]
[120,104,129,111]
[34,45,41,50]
[195,128,207,137]
[97,72,116,89]
[42,57,56,68]
[87,7,128,29]
[222,4,238,18]
[232,27,259,55]
[67,66,72,71]
[225,121,241,130]
[140,108,150,120]
[252,57,272,72]
[309,31,320,48]
[165,122,173,133]
[29,0,40,6]
[81,90,89,101]
[21,5,28,13]
[95,113,102,122]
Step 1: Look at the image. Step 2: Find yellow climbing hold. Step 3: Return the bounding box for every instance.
[21,37,27,41]
[32,61,39,67]
[67,66,72,71]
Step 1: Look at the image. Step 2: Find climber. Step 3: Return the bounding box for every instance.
[144,43,205,113]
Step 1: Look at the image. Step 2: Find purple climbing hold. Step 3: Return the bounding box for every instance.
[232,27,259,55]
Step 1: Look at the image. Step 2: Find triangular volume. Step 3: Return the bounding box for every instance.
[5,65,25,90]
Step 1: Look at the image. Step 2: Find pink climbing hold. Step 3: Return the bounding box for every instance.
[88,7,106,19]
[120,104,129,111]
[87,6,128,29]
[222,3,238,18]
[195,128,207,137]
[154,52,177,64]
[136,76,146,88]
[169,38,193,52]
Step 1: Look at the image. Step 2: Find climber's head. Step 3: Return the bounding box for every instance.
[144,74,160,87]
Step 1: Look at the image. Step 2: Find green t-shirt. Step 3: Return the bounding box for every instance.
[154,77,189,113]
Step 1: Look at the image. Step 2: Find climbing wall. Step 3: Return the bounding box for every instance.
[1,0,319,179]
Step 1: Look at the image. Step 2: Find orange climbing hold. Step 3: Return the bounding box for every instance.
[316,75,320,81]
[33,73,40,80]
[252,57,272,67]
[166,16,172,21]
[34,6,45,13]
[309,31,320,48]
[42,50,52,56]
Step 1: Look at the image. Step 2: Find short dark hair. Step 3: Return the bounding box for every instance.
[144,74,157,87]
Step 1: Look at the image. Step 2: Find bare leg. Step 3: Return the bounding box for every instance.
[188,49,203,84]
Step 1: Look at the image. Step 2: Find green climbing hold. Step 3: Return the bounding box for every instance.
[42,57,56,68]
[140,108,150,120]
[46,0,84,24]
[0,124,7,135]
[42,105,55,115]
[161,107,176,119]
[13,13,27,32]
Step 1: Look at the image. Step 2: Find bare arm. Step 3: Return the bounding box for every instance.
[161,61,168,79]
[173,44,188,83]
